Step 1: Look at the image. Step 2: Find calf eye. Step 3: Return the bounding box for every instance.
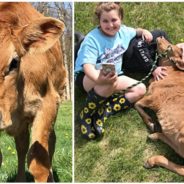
[5,57,19,76]
[9,57,19,71]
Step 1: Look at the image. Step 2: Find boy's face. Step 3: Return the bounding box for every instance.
[100,9,121,36]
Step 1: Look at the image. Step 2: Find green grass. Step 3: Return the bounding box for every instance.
[75,2,184,43]
[0,100,72,182]
[75,2,184,182]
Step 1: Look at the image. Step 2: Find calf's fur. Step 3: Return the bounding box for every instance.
[0,2,66,182]
[135,37,184,176]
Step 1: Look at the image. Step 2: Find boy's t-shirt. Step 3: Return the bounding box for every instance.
[75,25,136,75]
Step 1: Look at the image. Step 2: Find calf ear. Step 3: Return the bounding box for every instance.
[14,17,64,55]
[171,57,184,71]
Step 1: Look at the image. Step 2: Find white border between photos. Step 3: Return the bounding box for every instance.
[72,1,75,183]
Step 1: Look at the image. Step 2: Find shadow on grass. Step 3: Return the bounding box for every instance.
[6,171,34,182]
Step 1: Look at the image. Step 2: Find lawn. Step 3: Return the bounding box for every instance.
[74,2,184,182]
[0,100,72,182]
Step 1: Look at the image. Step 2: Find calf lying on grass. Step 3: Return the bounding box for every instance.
[135,37,184,176]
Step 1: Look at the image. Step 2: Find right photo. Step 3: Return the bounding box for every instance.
[74,2,184,182]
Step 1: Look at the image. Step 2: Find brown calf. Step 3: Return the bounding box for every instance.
[135,37,184,176]
[0,2,66,182]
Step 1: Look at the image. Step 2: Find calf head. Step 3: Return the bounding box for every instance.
[0,17,64,129]
[157,37,184,70]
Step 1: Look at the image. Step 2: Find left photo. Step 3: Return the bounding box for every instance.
[0,2,72,182]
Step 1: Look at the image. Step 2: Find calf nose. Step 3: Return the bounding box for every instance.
[0,112,12,130]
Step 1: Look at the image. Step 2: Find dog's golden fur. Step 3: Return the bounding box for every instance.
[0,2,66,182]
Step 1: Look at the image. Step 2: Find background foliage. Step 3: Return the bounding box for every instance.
[75,2,184,43]
[75,2,184,182]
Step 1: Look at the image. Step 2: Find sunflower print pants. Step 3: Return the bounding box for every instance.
[93,94,133,137]
[79,88,107,140]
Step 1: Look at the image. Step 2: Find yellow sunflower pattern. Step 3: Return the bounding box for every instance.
[98,108,104,116]
[96,119,103,127]
[106,106,112,113]
[106,101,110,106]
[85,118,92,124]
[88,133,95,139]
[119,97,125,104]
[80,111,84,119]
[113,104,121,111]
[112,97,118,102]
[84,107,89,113]
[88,102,96,109]
[81,125,87,134]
